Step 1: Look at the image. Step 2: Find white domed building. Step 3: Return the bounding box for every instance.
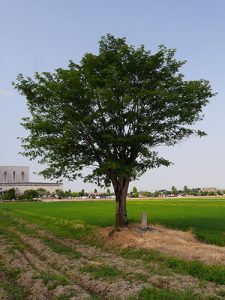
[0,166,62,194]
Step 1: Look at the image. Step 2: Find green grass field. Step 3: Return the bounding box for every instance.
[1,198,225,246]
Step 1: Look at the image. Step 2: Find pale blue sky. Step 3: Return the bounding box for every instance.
[0,0,224,192]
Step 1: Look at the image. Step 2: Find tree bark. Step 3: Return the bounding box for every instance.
[112,177,130,227]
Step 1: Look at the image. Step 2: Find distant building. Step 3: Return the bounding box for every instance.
[202,187,219,192]
[201,187,225,193]
[0,166,62,194]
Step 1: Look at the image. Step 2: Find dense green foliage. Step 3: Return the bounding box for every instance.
[13,34,214,185]
[13,34,214,225]
[18,189,39,200]
[14,35,214,184]
[1,188,16,200]
[0,188,51,201]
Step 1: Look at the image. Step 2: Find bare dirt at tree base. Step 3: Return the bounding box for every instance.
[100,224,225,265]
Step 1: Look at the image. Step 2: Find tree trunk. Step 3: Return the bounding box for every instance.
[113,177,130,227]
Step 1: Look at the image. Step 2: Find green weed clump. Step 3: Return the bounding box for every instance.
[33,272,69,290]
[81,264,122,280]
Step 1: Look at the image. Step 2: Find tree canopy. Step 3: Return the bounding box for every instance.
[13,34,214,225]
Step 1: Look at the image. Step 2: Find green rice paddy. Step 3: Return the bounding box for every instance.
[1,198,225,246]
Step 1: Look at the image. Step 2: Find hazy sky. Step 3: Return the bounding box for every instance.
[0,0,224,192]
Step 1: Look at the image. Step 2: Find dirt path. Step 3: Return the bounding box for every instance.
[0,215,225,299]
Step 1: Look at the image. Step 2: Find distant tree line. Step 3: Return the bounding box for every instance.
[131,186,225,198]
[0,188,51,201]
[0,188,114,201]
[1,185,224,201]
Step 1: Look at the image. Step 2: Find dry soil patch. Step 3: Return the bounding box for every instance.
[100,224,225,265]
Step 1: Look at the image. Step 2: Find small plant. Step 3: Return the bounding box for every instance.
[81,264,122,280]
[33,272,69,290]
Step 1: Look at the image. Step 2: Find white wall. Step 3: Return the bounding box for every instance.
[0,166,29,183]
[0,183,63,194]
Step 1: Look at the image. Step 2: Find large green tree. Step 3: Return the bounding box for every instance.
[14,34,214,226]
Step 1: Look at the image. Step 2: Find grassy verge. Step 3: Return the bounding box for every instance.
[4,210,96,242]
[129,286,202,300]
[120,248,225,285]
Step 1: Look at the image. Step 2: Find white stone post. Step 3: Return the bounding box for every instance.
[141,211,148,230]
